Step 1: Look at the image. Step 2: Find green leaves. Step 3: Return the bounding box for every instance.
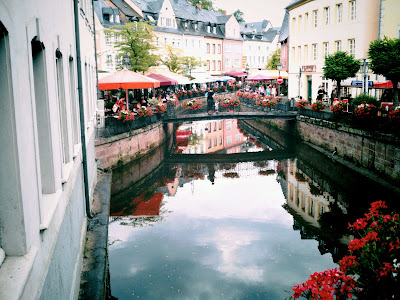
[323,51,360,82]
[265,49,281,70]
[368,37,400,82]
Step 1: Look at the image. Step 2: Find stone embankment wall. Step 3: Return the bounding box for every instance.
[262,116,400,183]
[95,122,174,168]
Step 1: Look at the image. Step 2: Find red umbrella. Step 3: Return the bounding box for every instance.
[98,69,160,90]
[147,73,178,86]
[245,74,274,81]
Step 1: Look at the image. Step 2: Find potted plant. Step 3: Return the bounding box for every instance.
[311,100,326,112]
[354,103,377,120]
[331,100,348,115]
[137,106,154,117]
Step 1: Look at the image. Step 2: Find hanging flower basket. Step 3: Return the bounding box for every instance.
[354,103,377,120]
[154,103,167,114]
[183,99,202,110]
[296,99,308,109]
[219,98,240,107]
[331,100,348,115]
[311,100,326,112]
[137,107,153,117]
[118,110,135,122]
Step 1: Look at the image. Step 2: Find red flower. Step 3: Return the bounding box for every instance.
[348,238,367,252]
[376,262,397,281]
[339,256,358,272]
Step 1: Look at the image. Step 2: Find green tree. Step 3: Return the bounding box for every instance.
[161,45,184,73]
[188,0,213,10]
[109,22,159,73]
[233,9,245,23]
[181,56,203,76]
[323,51,360,99]
[265,48,281,70]
[368,37,400,106]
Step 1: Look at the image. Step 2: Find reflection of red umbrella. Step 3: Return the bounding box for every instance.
[98,69,160,90]
[147,73,178,86]
[246,74,274,81]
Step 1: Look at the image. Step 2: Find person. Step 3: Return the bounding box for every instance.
[215,99,219,114]
[266,86,271,96]
[207,88,214,114]
[317,86,327,101]
[271,86,277,97]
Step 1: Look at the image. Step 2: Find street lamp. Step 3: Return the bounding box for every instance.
[277,62,283,96]
[123,54,130,70]
[360,58,369,94]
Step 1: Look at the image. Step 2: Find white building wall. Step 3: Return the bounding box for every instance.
[243,39,277,70]
[0,0,97,298]
[287,0,379,101]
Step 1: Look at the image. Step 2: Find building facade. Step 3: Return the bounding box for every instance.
[379,0,400,39]
[0,0,97,298]
[286,0,380,101]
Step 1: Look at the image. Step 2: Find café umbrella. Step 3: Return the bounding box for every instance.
[98,69,160,110]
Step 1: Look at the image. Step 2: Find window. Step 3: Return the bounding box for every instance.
[309,199,315,217]
[226,121,232,130]
[235,134,241,142]
[234,59,240,67]
[292,17,296,33]
[106,55,112,68]
[305,12,309,31]
[298,46,301,63]
[55,51,70,165]
[218,60,221,71]
[213,26,216,34]
[225,43,231,52]
[185,39,188,47]
[226,136,232,145]
[337,4,342,23]
[323,42,329,57]
[105,32,111,46]
[212,60,216,71]
[324,7,330,25]
[68,58,79,146]
[214,138,217,147]
[225,58,231,68]
[335,40,342,52]
[213,122,217,132]
[217,44,221,54]
[212,44,215,54]
[219,136,222,145]
[218,121,222,130]
[206,43,210,53]
[312,44,318,61]
[208,139,211,148]
[292,47,295,63]
[207,25,211,33]
[194,23,198,30]
[348,39,355,56]
[298,15,302,32]
[166,18,172,27]
[206,60,210,71]
[313,10,318,28]
[350,1,356,20]
[304,45,308,63]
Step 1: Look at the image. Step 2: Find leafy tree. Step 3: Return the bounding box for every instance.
[368,37,400,106]
[323,51,360,99]
[109,22,159,73]
[188,0,213,10]
[181,56,203,75]
[265,48,281,70]
[233,9,245,23]
[161,45,184,73]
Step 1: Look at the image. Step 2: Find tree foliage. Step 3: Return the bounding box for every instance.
[161,45,184,73]
[188,0,213,10]
[368,37,400,106]
[108,22,159,73]
[265,48,281,70]
[323,51,360,99]
[181,56,203,75]
[233,9,245,23]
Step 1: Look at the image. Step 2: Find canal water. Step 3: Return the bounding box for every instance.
[108,119,399,299]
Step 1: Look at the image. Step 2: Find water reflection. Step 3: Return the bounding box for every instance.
[108,119,399,299]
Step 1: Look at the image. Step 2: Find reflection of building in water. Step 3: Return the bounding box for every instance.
[285,158,332,227]
[205,120,225,153]
[222,119,246,154]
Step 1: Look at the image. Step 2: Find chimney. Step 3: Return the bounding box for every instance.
[223,10,226,15]
[196,4,201,9]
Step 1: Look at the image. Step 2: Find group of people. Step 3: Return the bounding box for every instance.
[245,84,277,97]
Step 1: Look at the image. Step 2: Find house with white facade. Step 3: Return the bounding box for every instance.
[241,20,280,72]
[286,0,380,101]
[0,0,97,298]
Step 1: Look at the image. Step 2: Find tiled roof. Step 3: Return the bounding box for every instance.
[241,27,278,43]
[240,20,270,34]
[278,10,289,42]
[286,0,305,10]
[94,0,124,28]
[110,0,142,18]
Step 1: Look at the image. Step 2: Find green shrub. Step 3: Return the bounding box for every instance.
[351,94,379,109]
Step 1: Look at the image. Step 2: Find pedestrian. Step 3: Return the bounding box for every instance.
[266,86,271,96]
[271,86,277,97]
[215,99,219,114]
[207,88,214,114]
[317,86,327,101]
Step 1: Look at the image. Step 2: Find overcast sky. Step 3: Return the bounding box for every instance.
[213,0,292,28]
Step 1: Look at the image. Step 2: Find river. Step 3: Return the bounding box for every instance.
[108,119,399,299]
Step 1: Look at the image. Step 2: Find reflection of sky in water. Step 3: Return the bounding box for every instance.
[109,174,336,299]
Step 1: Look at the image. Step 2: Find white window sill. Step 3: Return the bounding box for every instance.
[0,246,38,300]
[40,189,62,231]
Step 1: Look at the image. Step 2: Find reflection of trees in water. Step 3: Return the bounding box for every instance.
[187,132,202,146]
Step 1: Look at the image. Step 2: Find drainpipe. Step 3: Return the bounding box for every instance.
[74,0,93,218]
[92,0,100,99]
[378,0,383,40]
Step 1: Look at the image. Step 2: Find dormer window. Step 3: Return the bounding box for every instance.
[115,14,120,23]
[103,14,110,21]
[207,25,210,33]
[194,23,198,31]
[213,26,216,34]
[184,22,188,29]
[110,14,114,23]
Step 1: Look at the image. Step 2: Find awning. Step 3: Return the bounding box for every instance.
[248,70,288,79]
[373,81,394,89]
[225,72,247,77]
[190,73,217,83]
[98,69,160,90]
[246,74,274,81]
[147,73,179,86]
